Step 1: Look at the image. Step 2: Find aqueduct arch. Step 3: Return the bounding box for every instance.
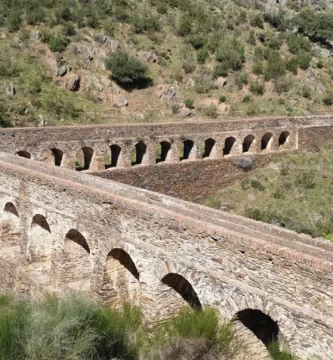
[16,150,31,159]
[28,214,53,260]
[243,135,255,153]
[75,147,94,171]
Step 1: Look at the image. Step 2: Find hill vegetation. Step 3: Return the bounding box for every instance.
[1,0,333,126]
[0,292,296,360]
[203,146,333,241]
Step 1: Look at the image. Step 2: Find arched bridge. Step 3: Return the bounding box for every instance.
[0,151,332,360]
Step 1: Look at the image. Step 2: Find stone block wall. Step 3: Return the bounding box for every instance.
[0,153,332,359]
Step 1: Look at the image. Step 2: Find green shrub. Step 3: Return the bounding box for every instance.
[295,171,316,189]
[286,34,311,54]
[254,46,265,61]
[190,36,205,50]
[250,14,264,29]
[242,95,252,103]
[7,11,22,32]
[251,180,265,191]
[296,53,311,70]
[132,15,161,34]
[26,8,46,25]
[177,15,192,36]
[197,47,209,64]
[265,51,286,80]
[0,53,19,77]
[213,63,228,78]
[184,98,194,109]
[43,32,70,52]
[200,104,218,118]
[268,340,298,360]
[274,76,293,94]
[235,72,249,89]
[219,95,227,103]
[252,62,264,75]
[105,51,150,88]
[317,59,324,69]
[301,85,312,99]
[323,91,333,106]
[250,81,265,95]
[216,37,245,72]
[286,57,299,75]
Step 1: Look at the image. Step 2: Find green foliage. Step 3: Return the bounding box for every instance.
[296,8,333,44]
[184,98,194,109]
[219,95,226,103]
[200,104,218,118]
[197,47,209,64]
[251,180,265,191]
[265,51,286,80]
[323,91,333,106]
[0,53,19,77]
[0,103,13,128]
[42,32,70,53]
[250,14,264,29]
[105,51,150,88]
[296,53,311,70]
[286,57,299,75]
[250,81,265,95]
[132,15,161,34]
[274,76,293,94]
[213,63,228,78]
[286,34,311,54]
[7,11,22,32]
[242,95,252,103]
[177,15,192,36]
[215,37,245,73]
[268,341,298,360]
[252,62,264,75]
[190,36,205,50]
[235,72,249,89]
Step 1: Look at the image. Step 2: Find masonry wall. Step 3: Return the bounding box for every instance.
[0,154,332,359]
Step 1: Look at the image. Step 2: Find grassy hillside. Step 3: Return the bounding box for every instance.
[1,0,333,126]
[203,146,333,240]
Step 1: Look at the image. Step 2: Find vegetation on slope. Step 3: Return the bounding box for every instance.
[0,292,297,360]
[1,1,333,125]
[203,146,333,240]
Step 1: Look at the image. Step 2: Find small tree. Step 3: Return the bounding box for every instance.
[105,51,150,88]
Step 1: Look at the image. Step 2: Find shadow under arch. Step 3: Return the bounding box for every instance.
[234,309,279,347]
[261,132,273,150]
[102,248,140,306]
[161,273,202,310]
[243,135,255,153]
[156,141,172,163]
[16,150,31,159]
[65,229,90,253]
[28,214,52,260]
[279,131,290,146]
[203,138,216,158]
[50,148,63,166]
[223,136,236,156]
[75,146,94,171]
[132,141,147,166]
[3,202,19,218]
[31,214,51,233]
[180,140,195,161]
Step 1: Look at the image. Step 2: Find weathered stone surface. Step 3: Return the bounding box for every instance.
[145,51,158,63]
[73,44,94,61]
[160,84,178,103]
[177,107,192,118]
[306,68,326,93]
[95,33,107,45]
[64,73,81,91]
[5,83,15,97]
[113,94,128,107]
[57,65,68,77]
[30,30,40,41]
[235,156,254,170]
[215,76,227,88]
[37,114,47,127]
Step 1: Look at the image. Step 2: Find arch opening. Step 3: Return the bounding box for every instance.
[75,147,93,171]
[65,229,90,253]
[203,138,216,158]
[3,202,19,218]
[235,309,279,347]
[132,141,147,166]
[243,135,255,153]
[279,131,290,146]
[105,145,121,169]
[223,137,236,156]
[102,248,140,306]
[181,140,195,161]
[16,150,31,159]
[261,133,273,151]
[161,273,202,310]
[157,141,171,163]
[31,214,51,233]
[50,148,63,166]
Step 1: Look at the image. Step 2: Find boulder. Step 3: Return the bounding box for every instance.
[160,84,178,104]
[215,76,227,88]
[65,73,81,91]
[109,40,120,52]
[92,76,103,91]
[235,157,254,171]
[177,107,192,118]
[145,51,158,63]
[37,114,47,127]
[306,68,326,93]
[57,65,68,77]
[113,94,128,107]
[95,33,107,45]
[73,44,94,61]
[30,30,40,41]
[5,83,15,97]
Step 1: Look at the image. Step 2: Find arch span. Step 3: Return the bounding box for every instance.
[279,131,290,146]
[3,202,19,219]
[261,133,273,151]
[50,148,63,166]
[102,248,140,306]
[75,147,94,171]
[161,273,202,310]
[243,135,255,153]
[1,202,20,248]
[31,214,51,233]
[157,141,172,163]
[16,150,31,159]
[223,136,236,156]
[203,138,216,158]
[234,309,279,347]
[28,214,52,260]
[181,140,195,161]
[132,141,147,165]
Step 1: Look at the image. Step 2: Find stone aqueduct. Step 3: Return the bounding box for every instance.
[0,116,333,359]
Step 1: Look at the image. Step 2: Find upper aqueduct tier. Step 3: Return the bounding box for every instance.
[3,115,333,171]
[0,115,333,359]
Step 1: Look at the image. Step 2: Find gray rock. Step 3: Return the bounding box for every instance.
[5,83,15,97]
[235,157,254,171]
[306,68,326,93]
[37,114,47,127]
[95,33,107,45]
[177,107,192,118]
[73,45,94,61]
[30,30,40,41]
[113,94,128,107]
[215,76,227,88]
[65,73,81,92]
[302,109,312,116]
[312,44,331,58]
[145,51,158,63]
[57,65,68,77]
[160,85,178,104]
[92,76,103,91]
[110,40,120,52]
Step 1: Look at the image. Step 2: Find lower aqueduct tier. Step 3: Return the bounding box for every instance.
[0,115,332,359]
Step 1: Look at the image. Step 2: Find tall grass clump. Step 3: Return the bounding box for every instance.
[268,341,297,360]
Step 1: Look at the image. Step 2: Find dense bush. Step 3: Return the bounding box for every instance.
[250,81,265,95]
[252,62,264,75]
[42,32,70,52]
[235,72,249,89]
[265,51,286,80]
[286,34,311,54]
[105,51,150,88]
[132,15,161,33]
[197,47,209,64]
[250,14,264,29]
[215,37,245,73]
